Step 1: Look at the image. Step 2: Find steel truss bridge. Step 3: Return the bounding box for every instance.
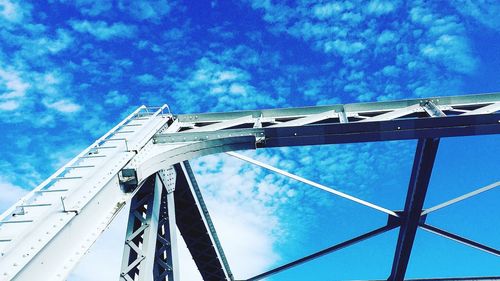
[0,93,499,281]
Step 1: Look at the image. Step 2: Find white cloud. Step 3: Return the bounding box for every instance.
[75,0,112,16]
[44,29,73,54]
[192,154,287,277]
[123,0,172,22]
[382,65,400,77]
[244,0,479,102]
[0,99,19,110]
[217,71,239,82]
[70,20,137,40]
[366,0,398,15]
[206,198,280,277]
[378,30,397,44]
[136,73,160,85]
[313,2,344,19]
[420,34,477,74]
[324,40,366,55]
[0,68,29,111]
[0,178,27,214]
[44,99,81,113]
[228,83,247,95]
[0,0,25,23]
[104,90,129,107]
[160,56,284,113]
[341,11,364,23]
[0,68,29,98]
[451,0,500,32]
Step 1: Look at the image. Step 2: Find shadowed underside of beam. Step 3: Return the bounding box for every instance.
[174,162,233,281]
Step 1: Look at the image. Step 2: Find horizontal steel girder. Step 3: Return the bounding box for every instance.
[175,93,500,122]
[155,114,500,146]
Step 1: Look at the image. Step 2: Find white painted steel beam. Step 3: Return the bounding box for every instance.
[422,181,500,216]
[268,109,338,127]
[461,102,500,115]
[226,152,398,217]
[359,103,423,122]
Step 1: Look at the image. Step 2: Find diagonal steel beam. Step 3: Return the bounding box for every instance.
[359,104,423,122]
[419,223,500,256]
[389,138,440,281]
[174,161,233,281]
[246,218,400,281]
[268,109,338,127]
[421,181,499,216]
[227,151,398,217]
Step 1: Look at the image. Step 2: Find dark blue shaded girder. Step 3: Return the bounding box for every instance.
[245,215,401,281]
[419,223,500,256]
[174,162,233,281]
[388,138,440,281]
[155,114,500,147]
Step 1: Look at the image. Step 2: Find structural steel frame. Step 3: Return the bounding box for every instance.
[0,93,498,281]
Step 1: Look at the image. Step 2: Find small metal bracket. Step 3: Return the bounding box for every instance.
[12,206,25,216]
[388,211,403,227]
[60,197,78,215]
[253,114,263,128]
[421,100,446,117]
[158,167,176,194]
[119,168,138,193]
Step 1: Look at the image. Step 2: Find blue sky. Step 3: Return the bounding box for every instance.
[0,0,499,280]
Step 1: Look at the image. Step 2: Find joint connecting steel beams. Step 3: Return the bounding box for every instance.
[0,93,498,281]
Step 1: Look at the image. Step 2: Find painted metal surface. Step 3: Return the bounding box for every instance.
[0,93,498,280]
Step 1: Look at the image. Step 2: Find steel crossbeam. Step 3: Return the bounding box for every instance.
[0,92,498,281]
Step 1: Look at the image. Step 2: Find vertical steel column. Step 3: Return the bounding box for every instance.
[388,138,440,281]
[120,167,179,281]
[154,169,180,280]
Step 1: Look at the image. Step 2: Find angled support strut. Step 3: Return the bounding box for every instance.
[246,215,401,281]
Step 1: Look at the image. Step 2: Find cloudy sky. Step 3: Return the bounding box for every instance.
[0,0,499,280]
